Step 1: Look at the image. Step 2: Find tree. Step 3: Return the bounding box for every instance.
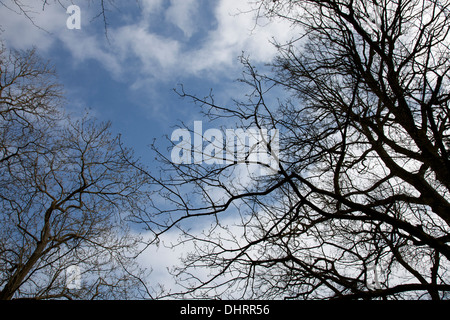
[146,0,450,300]
[0,42,152,299]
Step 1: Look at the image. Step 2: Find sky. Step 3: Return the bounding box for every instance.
[0,0,293,160]
[0,0,294,296]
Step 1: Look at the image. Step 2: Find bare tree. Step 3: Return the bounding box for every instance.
[144,0,450,300]
[0,42,152,300]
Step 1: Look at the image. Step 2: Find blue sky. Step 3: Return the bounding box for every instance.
[0,0,293,164]
[0,0,294,294]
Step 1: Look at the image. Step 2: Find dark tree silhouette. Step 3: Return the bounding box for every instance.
[0,43,152,300]
[145,0,450,300]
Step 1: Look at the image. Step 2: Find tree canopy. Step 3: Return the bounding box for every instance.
[146,0,450,300]
[0,42,152,300]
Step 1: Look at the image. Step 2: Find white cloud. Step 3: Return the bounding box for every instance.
[108,0,295,81]
[113,24,181,75]
[0,0,65,50]
[137,213,248,298]
[140,0,165,16]
[137,230,185,296]
[0,0,122,77]
[1,0,294,83]
[60,32,122,76]
[181,0,294,75]
[165,0,199,38]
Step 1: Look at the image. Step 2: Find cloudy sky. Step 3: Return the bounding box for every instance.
[1,0,293,158]
[0,0,293,295]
